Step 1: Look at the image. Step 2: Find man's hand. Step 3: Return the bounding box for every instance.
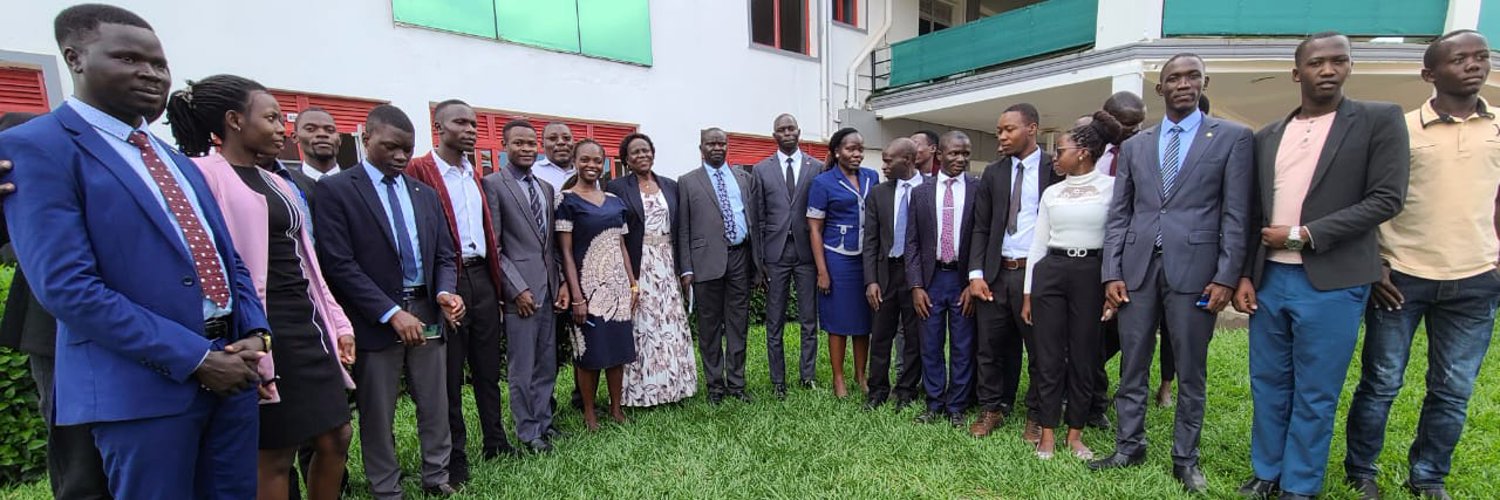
[337,334,356,365]
[967,279,994,303]
[1260,226,1307,250]
[437,293,466,326]
[222,335,269,372]
[1202,283,1233,313]
[1233,277,1258,315]
[960,288,974,318]
[1020,295,1032,326]
[515,290,538,318]
[1104,280,1130,309]
[194,351,259,395]
[554,287,570,312]
[1371,264,1404,311]
[390,310,426,346]
[865,283,882,311]
[1101,303,1116,322]
[816,272,831,295]
[571,301,589,326]
[680,274,694,290]
[912,287,932,319]
[0,160,13,197]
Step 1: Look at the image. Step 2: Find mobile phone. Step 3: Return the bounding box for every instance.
[1195,293,1211,309]
[422,323,443,340]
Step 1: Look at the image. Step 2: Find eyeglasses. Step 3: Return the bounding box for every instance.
[1053,146,1084,156]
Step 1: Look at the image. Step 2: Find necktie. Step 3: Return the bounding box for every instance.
[126,131,229,308]
[1157,125,1184,247]
[941,178,957,263]
[382,175,420,284]
[524,174,545,235]
[713,167,738,243]
[785,157,796,193]
[1107,145,1121,176]
[1005,161,1024,235]
[891,183,910,258]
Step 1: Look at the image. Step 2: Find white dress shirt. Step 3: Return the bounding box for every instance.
[775,149,804,187]
[1000,147,1041,259]
[434,153,487,259]
[532,155,575,191]
[934,171,967,262]
[300,162,342,181]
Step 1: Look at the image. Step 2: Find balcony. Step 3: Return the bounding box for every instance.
[885,0,1098,88]
[1162,0,1448,38]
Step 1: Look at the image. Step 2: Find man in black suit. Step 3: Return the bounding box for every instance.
[1232,33,1408,500]
[314,105,465,499]
[967,103,1060,439]
[750,114,823,398]
[861,137,925,411]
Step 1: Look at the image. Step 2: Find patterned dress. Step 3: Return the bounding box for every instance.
[556,192,638,370]
[622,190,699,406]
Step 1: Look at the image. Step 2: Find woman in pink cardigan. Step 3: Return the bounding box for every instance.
[166,75,355,500]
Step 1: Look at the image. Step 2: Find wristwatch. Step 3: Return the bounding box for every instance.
[255,331,273,352]
[1285,226,1305,252]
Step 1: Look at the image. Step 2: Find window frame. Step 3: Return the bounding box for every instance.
[749,0,813,57]
[831,0,859,29]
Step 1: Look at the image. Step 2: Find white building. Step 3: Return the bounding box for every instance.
[1,0,1496,177]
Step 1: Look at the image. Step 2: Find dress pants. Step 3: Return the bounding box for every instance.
[91,340,258,500]
[354,332,451,499]
[30,355,111,500]
[1093,315,1172,418]
[695,246,752,395]
[505,289,558,442]
[1030,254,1103,430]
[920,268,976,414]
[765,244,818,387]
[445,262,508,482]
[1112,253,1216,466]
[1249,263,1367,495]
[868,257,923,402]
[974,266,1036,417]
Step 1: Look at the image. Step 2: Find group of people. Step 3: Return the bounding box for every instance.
[0,4,1494,500]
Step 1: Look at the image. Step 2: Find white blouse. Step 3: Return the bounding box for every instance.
[1024,168,1115,293]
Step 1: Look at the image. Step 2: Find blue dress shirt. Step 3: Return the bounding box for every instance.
[703,162,748,246]
[1158,109,1204,174]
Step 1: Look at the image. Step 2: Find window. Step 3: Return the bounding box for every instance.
[918,0,953,35]
[832,0,857,26]
[392,0,653,66]
[751,0,808,54]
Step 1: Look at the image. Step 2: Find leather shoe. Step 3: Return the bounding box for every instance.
[1086,413,1112,431]
[1406,482,1452,500]
[1022,418,1042,444]
[482,445,519,460]
[1237,478,1279,499]
[948,412,965,428]
[1173,464,1208,493]
[773,384,788,400]
[422,483,458,497]
[524,438,553,453]
[800,379,817,390]
[862,395,887,411]
[730,391,753,403]
[1087,451,1146,471]
[545,426,566,441]
[969,410,1003,437]
[892,396,915,411]
[914,410,942,424]
[1345,477,1379,500]
[1278,493,1313,500]
[707,393,724,405]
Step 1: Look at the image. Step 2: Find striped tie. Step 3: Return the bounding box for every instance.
[1156,125,1184,247]
[525,175,545,235]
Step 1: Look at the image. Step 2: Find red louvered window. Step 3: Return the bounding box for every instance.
[725,132,830,171]
[0,67,49,115]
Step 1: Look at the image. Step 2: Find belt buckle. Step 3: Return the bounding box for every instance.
[1066,248,1085,258]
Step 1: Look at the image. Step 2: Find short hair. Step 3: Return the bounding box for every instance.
[1424,29,1487,69]
[914,129,940,148]
[294,106,333,126]
[700,127,726,142]
[54,4,153,47]
[1103,91,1145,116]
[542,122,573,135]
[432,99,470,120]
[366,105,414,134]
[1162,52,1206,72]
[1003,103,1039,126]
[886,137,917,160]
[618,132,655,162]
[939,130,970,152]
[502,119,535,142]
[164,74,267,157]
[1294,32,1348,65]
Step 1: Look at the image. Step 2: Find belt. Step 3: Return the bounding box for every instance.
[936,261,962,271]
[462,256,487,268]
[886,255,905,265]
[400,285,429,302]
[203,317,229,340]
[728,242,748,251]
[1001,258,1027,270]
[1049,248,1102,258]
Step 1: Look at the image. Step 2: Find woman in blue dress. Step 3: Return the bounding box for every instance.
[806,128,879,399]
[557,139,639,431]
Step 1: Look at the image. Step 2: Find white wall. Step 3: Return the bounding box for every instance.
[0,0,893,177]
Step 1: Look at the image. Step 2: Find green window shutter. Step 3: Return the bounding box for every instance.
[392,0,497,38]
[496,0,582,53]
[577,0,653,65]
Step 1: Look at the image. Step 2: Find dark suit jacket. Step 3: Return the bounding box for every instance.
[285,164,319,211]
[606,172,680,278]
[677,164,762,282]
[406,153,505,290]
[1243,98,1409,290]
[313,167,457,351]
[751,151,823,266]
[904,173,980,290]
[1103,115,1254,293]
[0,250,55,356]
[968,152,1060,284]
[862,179,905,293]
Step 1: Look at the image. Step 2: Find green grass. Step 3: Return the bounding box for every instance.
[4,324,1498,499]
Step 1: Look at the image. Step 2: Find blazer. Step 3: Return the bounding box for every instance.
[196,153,356,390]
[862,178,914,292]
[313,166,457,351]
[904,173,981,290]
[1103,114,1255,293]
[0,103,269,425]
[751,151,823,266]
[1243,98,1409,290]
[606,172,681,278]
[0,264,53,356]
[405,153,505,290]
[482,164,561,304]
[968,152,1061,284]
[677,164,762,282]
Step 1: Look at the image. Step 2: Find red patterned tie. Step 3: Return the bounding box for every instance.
[940,178,956,262]
[126,131,230,308]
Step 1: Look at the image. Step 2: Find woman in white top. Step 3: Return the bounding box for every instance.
[1020,111,1124,460]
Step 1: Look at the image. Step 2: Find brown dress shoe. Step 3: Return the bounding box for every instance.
[969,411,1003,437]
[1022,418,1042,444]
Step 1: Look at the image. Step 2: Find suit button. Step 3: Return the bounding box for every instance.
[182,277,194,286]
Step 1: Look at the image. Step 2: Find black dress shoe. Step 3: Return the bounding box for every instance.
[892,396,915,411]
[1237,478,1280,499]
[707,393,724,405]
[482,445,519,460]
[773,384,788,400]
[1345,477,1379,500]
[1086,413,1112,431]
[422,483,458,497]
[1406,482,1452,500]
[914,410,942,424]
[948,412,966,428]
[800,379,817,390]
[544,426,566,441]
[524,438,554,453]
[1087,451,1146,471]
[730,391,753,403]
[1173,464,1208,493]
[1277,493,1313,500]
[862,395,887,411]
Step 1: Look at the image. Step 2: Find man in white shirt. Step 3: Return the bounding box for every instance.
[862,138,924,411]
[532,123,576,190]
[294,107,343,181]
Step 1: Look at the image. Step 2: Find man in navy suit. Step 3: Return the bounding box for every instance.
[0,5,270,498]
[314,105,465,499]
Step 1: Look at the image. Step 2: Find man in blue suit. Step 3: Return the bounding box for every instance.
[0,5,270,498]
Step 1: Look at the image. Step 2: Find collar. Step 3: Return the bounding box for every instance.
[776,149,803,166]
[1420,97,1495,128]
[1163,109,1204,134]
[362,161,401,184]
[897,174,924,189]
[937,170,966,185]
[536,156,573,173]
[302,162,339,175]
[507,162,534,180]
[67,96,148,141]
[703,162,731,175]
[433,151,473,176]
[1012,147,1041,170]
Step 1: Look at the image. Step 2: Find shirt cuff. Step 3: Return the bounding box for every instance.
[193,349,211,372]
[680,272,694,278]
[436,291,456,300]
[967,270,984,280]
[379,305,401,324]
[1301,226,1315,250]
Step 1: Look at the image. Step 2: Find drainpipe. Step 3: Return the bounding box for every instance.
[820,0,833,137]
[844,0,895,111]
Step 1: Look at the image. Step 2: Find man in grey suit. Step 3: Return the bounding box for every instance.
[751,113,823,398]
[482,120,568,453]
[1089,53,1254,494]
[679,127,762,404]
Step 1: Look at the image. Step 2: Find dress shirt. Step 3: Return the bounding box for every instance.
[68,96,232,320]
[705,162,749,246]
[776,149,805,187]
[889,174,924,257]
[434,153,487,259]
[1158,110,1204,180]
[999,147,1042,259]
[934,171,967,262]
[533,155,575,191]
[362,162,426,324]
[301,162,342,181]
[1097,144,1119,177]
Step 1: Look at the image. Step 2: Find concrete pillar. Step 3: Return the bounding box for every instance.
[1447,0,1482,31]
[1095,0,1164,50]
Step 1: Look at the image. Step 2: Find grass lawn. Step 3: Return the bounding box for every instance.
[4,324,1497,499]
